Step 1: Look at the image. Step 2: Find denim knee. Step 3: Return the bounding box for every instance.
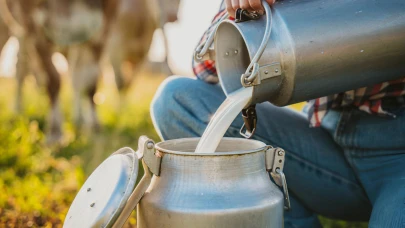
[150,76,197,140]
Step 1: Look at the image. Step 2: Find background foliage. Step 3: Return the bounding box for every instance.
[0,72,367,227]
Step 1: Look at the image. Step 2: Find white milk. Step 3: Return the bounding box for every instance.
[195,87,253,153]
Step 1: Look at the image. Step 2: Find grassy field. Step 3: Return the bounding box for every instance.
[0,72,367,227]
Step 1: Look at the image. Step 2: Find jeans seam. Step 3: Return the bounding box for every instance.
[334,109,349,144]
[347,109,356,149]
[335,109,359,159]
[333,110,367,192]
[342,148,372,206]
[285,151,362,187]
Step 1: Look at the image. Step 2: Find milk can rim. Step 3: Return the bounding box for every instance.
[155,137,267,156]
[217,19,253,59]
[215,19,255,96]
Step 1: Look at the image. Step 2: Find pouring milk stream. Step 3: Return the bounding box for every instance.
[195,87,253,153]
[194,2,272,153]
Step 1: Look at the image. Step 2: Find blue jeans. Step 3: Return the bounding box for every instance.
[151,76,405,228]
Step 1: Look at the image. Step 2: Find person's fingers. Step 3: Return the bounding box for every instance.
[231,0,240,16]
[248,0,263,14]
[226,0,276,17]
[240,0,254,11]
[225,0,234,16]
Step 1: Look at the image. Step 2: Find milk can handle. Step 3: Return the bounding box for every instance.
[194,12,229,62]
[241,1,273,86]
[113,136,161,228]
[112,160,153,228]
[266,147,291,211]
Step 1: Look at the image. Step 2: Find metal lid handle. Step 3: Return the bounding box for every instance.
[265,147,291,211]
[241,1,273,86]
[112,160,153,228]
[112,136,161,228]
[194,12,229,62]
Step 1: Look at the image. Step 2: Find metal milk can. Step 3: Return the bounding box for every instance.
[196,0,405,106]
[64,136,290,227]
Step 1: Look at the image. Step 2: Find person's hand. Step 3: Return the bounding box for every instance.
[225,0,275,17]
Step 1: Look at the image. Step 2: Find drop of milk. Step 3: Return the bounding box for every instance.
[195,87,253,153]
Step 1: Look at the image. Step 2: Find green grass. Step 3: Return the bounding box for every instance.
[0,73,160,227]
[0,73,368,227]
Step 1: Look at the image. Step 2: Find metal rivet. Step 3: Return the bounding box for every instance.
[225,52,229,56]
[278,150,284,156]
[275,69,279,73]
[147,142,154,149]
[87,188,91,192]
[234,50,238,54]
[264,70,269,74]
[90,203,95,207]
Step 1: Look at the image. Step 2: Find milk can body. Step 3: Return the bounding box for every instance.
[137,138,284,228]
[215,0,405,106]
[64,137,286,228]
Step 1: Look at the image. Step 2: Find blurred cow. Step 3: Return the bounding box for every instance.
[0,0,180,142]
[157,0,181,69]
[0,0,106,142]
[109,0,180,90]
[0,0,45,110]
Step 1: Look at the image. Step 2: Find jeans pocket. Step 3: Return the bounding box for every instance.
[339,108,405,152]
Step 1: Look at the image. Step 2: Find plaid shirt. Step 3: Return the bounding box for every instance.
[192,8,405,127]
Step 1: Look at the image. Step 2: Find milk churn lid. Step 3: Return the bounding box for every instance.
[63,147,139,228]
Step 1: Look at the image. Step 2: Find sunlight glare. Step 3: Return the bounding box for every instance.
[93,92,106,105]
[52,52,69,75]
[148,0,222,76]
[0,36,19,77]
[148,28,166,62]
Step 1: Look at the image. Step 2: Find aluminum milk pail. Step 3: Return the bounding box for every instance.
[213,0,405,106]
[64,136,289,228]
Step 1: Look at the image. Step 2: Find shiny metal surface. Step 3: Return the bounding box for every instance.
[113,160,153,228]
[65,137,287,227]
[215,0,405,106]
[136,136,161,176]
[113,136,160,228]
[138,138,284,228]
[241,1,273,85]
[64,148,139,228]
[194,12,229,62]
